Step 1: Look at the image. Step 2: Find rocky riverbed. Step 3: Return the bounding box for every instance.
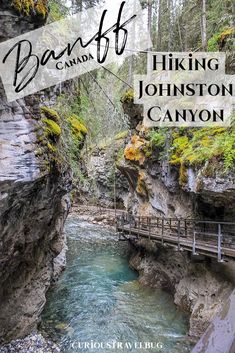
[0,332,60,353]
[69,204,119,228]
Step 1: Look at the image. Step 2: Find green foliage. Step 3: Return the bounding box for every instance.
[169,116,235,172]
[208,32,221,51]
[48,0,69,21]
[147,130,166,149]
[38,105,88,179]
[67,114,88,140]
[54,75,128,149]
[208,27,235,51]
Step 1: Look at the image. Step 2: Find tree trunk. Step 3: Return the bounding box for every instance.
[147,0,153,75]
[157,0,162,50]
[168,0,173,51]
[201,0,207,51]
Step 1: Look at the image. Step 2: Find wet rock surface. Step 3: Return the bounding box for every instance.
[129,239,234,338]
[79,141,129,208]
[0,3,72,344]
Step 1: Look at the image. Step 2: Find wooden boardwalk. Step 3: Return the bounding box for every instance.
[116,214,235,262]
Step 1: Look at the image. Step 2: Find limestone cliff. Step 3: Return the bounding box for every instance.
[0,2,72,343]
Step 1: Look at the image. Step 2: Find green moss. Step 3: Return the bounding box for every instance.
[170,135,189,165]
[12,0,34,16]
[47,142,57,153]
[142,144,152,158]
[11,0,48,18]
[41,106,60,122]
[42,118,61,138]
[122,89,135,103]
[208,33,221,51]
[35,0,48,18]
[169,116,235,172]
[67,114,88,140]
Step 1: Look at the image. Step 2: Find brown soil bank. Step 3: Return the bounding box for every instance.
[129,239,235,338]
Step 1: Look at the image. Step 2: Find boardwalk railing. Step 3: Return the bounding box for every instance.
[116,213,235,262]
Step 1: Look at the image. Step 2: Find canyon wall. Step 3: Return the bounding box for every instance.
[78,136,130,208]
[0,2,72,343]
[118,57,235,337]
[129,239,235,337]
[118,87,235,220]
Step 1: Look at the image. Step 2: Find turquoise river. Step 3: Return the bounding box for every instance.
[41,218,194,353]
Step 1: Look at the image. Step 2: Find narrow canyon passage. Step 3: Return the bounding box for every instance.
[41,218,193,353]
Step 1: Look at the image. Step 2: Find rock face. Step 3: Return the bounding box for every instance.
[120,91,235,339]
[118,93,235,220]
[79,139,129,208]
[0,3,72,343]
[129,239,234,337]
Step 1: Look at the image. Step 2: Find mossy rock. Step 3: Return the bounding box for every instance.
[41,106,60,122]
[11,0,48,18]
[67,114,88,140]
[169,120,235,172]
[42,118,61,138]
[121,89,135,103]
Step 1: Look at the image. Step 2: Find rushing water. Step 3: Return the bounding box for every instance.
[41,218,193,353]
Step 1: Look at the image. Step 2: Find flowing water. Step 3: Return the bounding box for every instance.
[41,218,194,353]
